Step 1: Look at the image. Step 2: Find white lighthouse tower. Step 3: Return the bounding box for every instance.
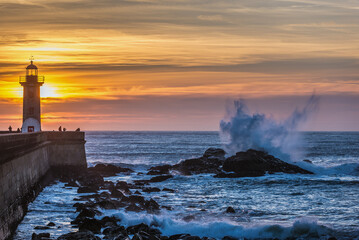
[19,57,45,132]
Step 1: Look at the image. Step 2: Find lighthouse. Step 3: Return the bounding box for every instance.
[19,58,44,132]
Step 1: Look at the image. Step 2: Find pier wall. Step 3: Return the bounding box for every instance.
[0,132,87,240]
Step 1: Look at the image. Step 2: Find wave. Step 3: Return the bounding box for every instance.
[99,210,338,239]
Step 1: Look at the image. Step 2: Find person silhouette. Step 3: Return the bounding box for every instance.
[8,126,12,132]
[58,126,62,131]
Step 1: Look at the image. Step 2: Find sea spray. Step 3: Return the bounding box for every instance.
[220,95,319,161]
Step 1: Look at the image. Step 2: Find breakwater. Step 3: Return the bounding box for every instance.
[0,132,87,240]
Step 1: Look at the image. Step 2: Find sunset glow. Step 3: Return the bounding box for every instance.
[1,0,359,130]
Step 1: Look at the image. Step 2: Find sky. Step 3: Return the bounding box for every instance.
[0,0,359,131]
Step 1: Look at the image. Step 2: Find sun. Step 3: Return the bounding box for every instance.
[41,85,60,98]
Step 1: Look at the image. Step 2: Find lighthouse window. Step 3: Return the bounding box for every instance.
[29,107,34,115]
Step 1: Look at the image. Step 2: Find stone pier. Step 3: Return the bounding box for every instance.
[0,132,87,240]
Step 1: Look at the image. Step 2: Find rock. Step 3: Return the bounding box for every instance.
[147,165,172,175]
[183,236,201,240]
[222,237,238,240]
[172,157,222,175]
[144,198,160,212]
[162,188,175,193]
[34,225,50,230]
[142,187,161,193]
[169,234,191,240]
[303,159,313,164]
[101,216,119,227]
[88,164,133,177]
[221,149,313,177]
[47,222,56,226]
[57,231,100,240]
[127,223,161,235]
[110,188,125,198]
[102,225,126,237]
[31,232,50,240]
[77,172,104,188]
[203,148,226,160]
[116,181,131,193]
[77,186,98,193]
[126,204,143,212]
[149,175,173,183]
[78,217,102,233]
[226,207,235,213]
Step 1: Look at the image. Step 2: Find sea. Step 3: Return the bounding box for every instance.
[14,131,359,239]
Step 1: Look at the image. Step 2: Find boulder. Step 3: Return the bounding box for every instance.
[203,148,226,160]
[88,164,133,177]
[226,207,235,213]
[149,175,173,183]
[172,157,222,175]
[147,165,172,175]
[221,149,313,177]
[57,231,100,240]
[78,218,102,234]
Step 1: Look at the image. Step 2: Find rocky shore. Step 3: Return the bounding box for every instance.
[29,148,329,240]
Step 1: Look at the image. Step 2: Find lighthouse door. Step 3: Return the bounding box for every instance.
[28,126,34,132]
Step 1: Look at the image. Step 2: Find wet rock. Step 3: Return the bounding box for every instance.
[88,164,133,177]
[169,234,191,240]
[31,232,50,240]
[183,236,201,240]
[172,155,222,175]
[126,204,143,212]
[96,199,125,209]
[226,207,235,213]
[127,223,161,235]
[143,187,161,193]
[162,188,175,193]
[144,198,160,212]
[110,188,125,198]
[134,190,142,195]
[203,148,226,161]
[34,225,50,230]
[303,159,313,164]
[102,225,126,237]
[222,236,238,240]
[221,149,313,177]
[147,165,172,175]
[101,216,119,227]
[116,181,131,194]
[127,195,146,205]
[57,231,100,240]
[78,217,102,234]
[47,222,56,227]
[77,171,104,188]
[149,175,173,183]
[77,186,98,193]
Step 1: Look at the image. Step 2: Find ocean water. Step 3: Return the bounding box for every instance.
[14,131,359,239]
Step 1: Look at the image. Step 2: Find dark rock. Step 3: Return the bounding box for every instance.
[226,207,235,213]
[101,216,119,227]
[34,226,50,230]
[111,188,125,198]
[147,165,172,175]
[127,195,146,205]
[303,159,313,164]
[203,148,226,160]
[77,186,98,193]
[183,236,201,240]
[222,237,238,240]
[132,233,143,240]
[102,225,126,237]
[127,223,161,235]
[126,204,142,212]
[116,181,131,193]
[143,187,161,193]
[78,217,102,234]
[88,164,133,177]
[169,234,191,240]
[57,231,100,240]
[172,156,222,175]
[47,222,56,226]
[65,180,79,187]
[32,232,50,240]
[134,190,142,195]
[149,175,173,183]
[222,149,313,177]
[144,198,160,213]
[162,188,175,193]
[97,199,125,209]
[77,171,104,188]
[214,171,264,178]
